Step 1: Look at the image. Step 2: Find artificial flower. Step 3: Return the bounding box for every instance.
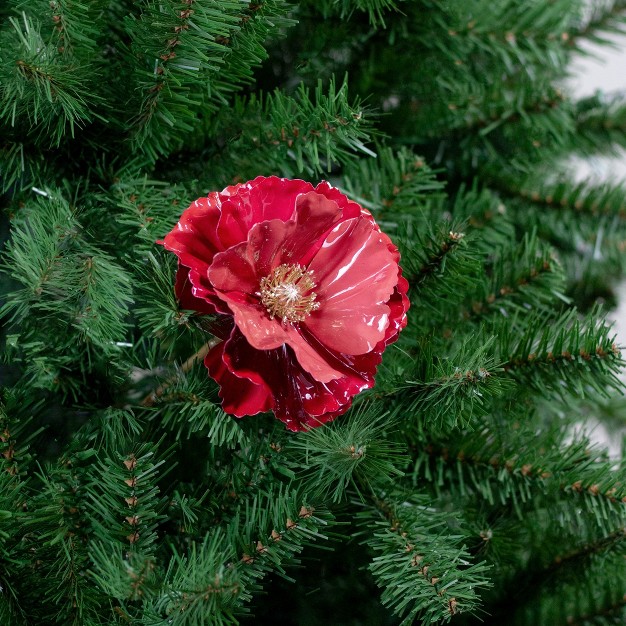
[162,176,409,431]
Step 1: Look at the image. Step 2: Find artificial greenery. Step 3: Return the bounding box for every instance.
[2,1,626,624]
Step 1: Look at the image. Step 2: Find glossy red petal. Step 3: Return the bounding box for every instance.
[314,181,363,220]
[162,194,224,272]
[202,287,346,383]
[174,264,220,315]
[162,195,230,313]
[212,327,388,431]
[211,191,343,293]
[305,216,399,355]
[216,177,316,249]
[208,193,346,365]
[216,329,350,431]
[383,274,410,346]
[204,335,273,417]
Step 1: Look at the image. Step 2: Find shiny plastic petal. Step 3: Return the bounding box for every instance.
[211,190,344,288]
[314,180,362,220]
[206,294,344,382]
[216,176,316,249]
[205,336,273,416]
[305,216,399,355]
[174,264,221,315]
[162,194,224,272]
[218,331,349,431]
[383,274,410,346]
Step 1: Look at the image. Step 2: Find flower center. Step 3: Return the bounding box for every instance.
[258,263,320,324]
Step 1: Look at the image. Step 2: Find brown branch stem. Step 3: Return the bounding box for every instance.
[141,337,221,406]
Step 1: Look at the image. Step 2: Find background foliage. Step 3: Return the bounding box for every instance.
[2,1,626,624]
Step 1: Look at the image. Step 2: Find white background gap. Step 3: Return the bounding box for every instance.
[567,29,626,455]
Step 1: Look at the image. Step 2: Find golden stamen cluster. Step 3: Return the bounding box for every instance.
[258,263,320,324]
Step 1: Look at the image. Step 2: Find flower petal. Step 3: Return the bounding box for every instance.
[162,194,224,273]
[305,216,399,355]
[383,274,410,346]
[216,177,316,249]
[314,180,363,220]
[216,329,354,431]
[162,178,410,430]
[208,295,344,382]
[175,264,219,315]
[208,192,345,352]
[204,335,273,416]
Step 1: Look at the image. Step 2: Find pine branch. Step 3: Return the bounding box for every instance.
[44,0,108,59]
[574,93,626,156]
[287,401,406,503]
[464,232,566,322]
[504,177,626,221]
[567,595,626,626]
[132,251,217,362]
[299,0,400,27]
[497,306,623,398]
[0,140,45,195]
[340,146,446,220]
[89,543,159,610]
[149,490,332,625]
[190,76,378,183]
[397,336,509,430]
[486,535,626,626]
[88,444,168,555]
[428,84,569,145]
[211,0,295,103]
[142,337,221,406]
[415,230,466,283]
[198,428,301,530]
[17,451,103,625]
[567,0,626,49]
[93,176,192,253]
[356,490,491,625]
[400,226,468,285]
[123,0,293,160]
[0,390,38,624]
[1,190,133,396]
[486,174,626,303]
[124,0,240,158]
[0,14,98,146]
[548,526,626,574]
[449,185,516,254]
[145,368,248,447]
[395,222,484,332]
[411,424,626,529]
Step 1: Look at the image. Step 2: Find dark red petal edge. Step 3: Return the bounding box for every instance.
[204,337,274,417]
[175,264,223,316]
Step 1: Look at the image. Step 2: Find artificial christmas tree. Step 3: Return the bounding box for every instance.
[1,1,626,624]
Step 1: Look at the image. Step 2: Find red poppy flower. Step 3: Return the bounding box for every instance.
[161,176,409,431]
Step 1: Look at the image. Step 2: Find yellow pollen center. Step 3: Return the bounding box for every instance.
[258,263,320,324]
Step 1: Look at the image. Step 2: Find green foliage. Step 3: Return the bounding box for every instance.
[301,0,402,27]
[356,490,492,625]
[400,335,509,431]
[148,493,332,625]
[197,76,379,183]
[2,0,626,624]
[1,190,133,397]
[497,305,623,398]
[123,0,293,160]
[0,13,98,146]
[341,146,446,221]
[288,401,407,503]
[574,92,626,155]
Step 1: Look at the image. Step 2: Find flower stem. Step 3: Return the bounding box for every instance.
[141,337,222,406]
